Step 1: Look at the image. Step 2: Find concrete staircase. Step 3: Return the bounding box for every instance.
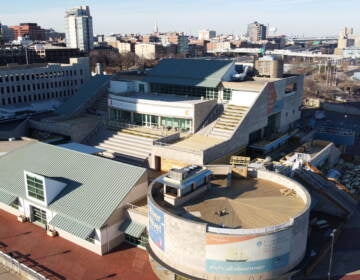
[208,104,248,139]
[96,131,155,162]
[91,94,108,113]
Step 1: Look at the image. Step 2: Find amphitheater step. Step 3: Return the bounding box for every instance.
[120,128,160,139]
[102,139,150,154]
[98,143,150,159]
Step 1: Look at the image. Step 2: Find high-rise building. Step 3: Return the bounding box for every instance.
[247,21,267,42]
[198,29,216,41]
[65,6,94,52]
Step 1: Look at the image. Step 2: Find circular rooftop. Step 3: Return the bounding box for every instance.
[152,176,307,229]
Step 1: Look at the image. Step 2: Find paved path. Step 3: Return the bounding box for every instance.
[0,210,158,280]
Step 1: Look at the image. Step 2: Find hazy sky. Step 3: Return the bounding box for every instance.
[1,0,359,37]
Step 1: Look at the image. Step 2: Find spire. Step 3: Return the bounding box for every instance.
[154,20,159,34]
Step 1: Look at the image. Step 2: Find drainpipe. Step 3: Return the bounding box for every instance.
[106,224,110,253]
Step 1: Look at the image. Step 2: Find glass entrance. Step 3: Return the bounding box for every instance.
[32,206,47,225]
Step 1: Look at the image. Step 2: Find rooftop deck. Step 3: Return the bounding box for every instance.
[154,177,305,229]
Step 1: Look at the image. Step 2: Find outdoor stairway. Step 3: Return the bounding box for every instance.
[97,131,156,161]
[92,94,108,112]
[208,104,248,139]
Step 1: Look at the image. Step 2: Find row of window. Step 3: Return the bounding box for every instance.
[150,83,219,100]
[0,69,85,83]
[0,79,83,95]
[1,89,76,105]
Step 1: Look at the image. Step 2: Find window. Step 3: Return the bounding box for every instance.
[285,82,297,94]
[26,175,45,201]
[165,186,177,197]
[10,198,19,209]
[223,88,232,101]
[32,206,47,225]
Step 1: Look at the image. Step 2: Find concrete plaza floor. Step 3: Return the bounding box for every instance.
[0,209,158,280]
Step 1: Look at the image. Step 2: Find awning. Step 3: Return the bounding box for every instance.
[49,214,94,240]
[0,189,17,205]
[120,220,146,239]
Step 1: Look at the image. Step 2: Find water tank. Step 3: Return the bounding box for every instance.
[255,56,284,78]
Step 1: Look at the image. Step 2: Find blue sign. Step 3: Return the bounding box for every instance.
[149,201,165,251]
[206,253,289,275]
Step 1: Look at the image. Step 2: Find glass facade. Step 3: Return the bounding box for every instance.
[26,175,45,201]
[150,83,219,100]
[109,108,192,132]
[134,112,159,127]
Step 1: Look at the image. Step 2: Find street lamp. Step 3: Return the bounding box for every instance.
[328,228,336,280]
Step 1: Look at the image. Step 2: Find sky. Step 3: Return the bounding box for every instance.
[1,0,359,37]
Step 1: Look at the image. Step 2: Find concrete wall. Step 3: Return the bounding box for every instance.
[193,99,217,132]
[109,94,196,119]
[109,81,135,94]
[322,102,360,116]
[0,119,29,140]
[276,76,304,132]
[57,226,102,255]
[154,145,204,167]
[29,117,101,143]
[148,168,311,280]
[230,90,259,107]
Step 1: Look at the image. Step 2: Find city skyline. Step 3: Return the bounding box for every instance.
[1,0,359,37]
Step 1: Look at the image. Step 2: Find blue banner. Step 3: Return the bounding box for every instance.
[148,201,165,251]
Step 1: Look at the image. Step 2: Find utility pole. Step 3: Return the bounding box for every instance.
[328,228,336,280]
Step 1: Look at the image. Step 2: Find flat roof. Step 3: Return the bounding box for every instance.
[154,177,305,229]
[169,134,223,151]
[222,77,280,92]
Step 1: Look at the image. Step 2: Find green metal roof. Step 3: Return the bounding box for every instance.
[145,59,234,88]
[120,219,145,238]
[0,142,146,230]
[49,214,94,240]
[55,74,112,116]
[0,189,16,205]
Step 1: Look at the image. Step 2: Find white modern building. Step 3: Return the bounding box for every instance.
[65,6,94,52]
[97,58,304,170]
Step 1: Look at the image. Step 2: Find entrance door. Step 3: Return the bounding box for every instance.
[32,206,47,225]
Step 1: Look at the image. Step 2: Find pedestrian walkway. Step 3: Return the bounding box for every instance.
[0,210,157,280]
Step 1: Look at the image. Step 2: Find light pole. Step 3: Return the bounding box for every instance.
[328,228,336,280]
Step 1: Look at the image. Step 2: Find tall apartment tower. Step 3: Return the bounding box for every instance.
[247,21,267,42]
[65,6,94,52]
[198,29,216,41]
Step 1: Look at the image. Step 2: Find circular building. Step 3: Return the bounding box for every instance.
[147,165,311,280]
